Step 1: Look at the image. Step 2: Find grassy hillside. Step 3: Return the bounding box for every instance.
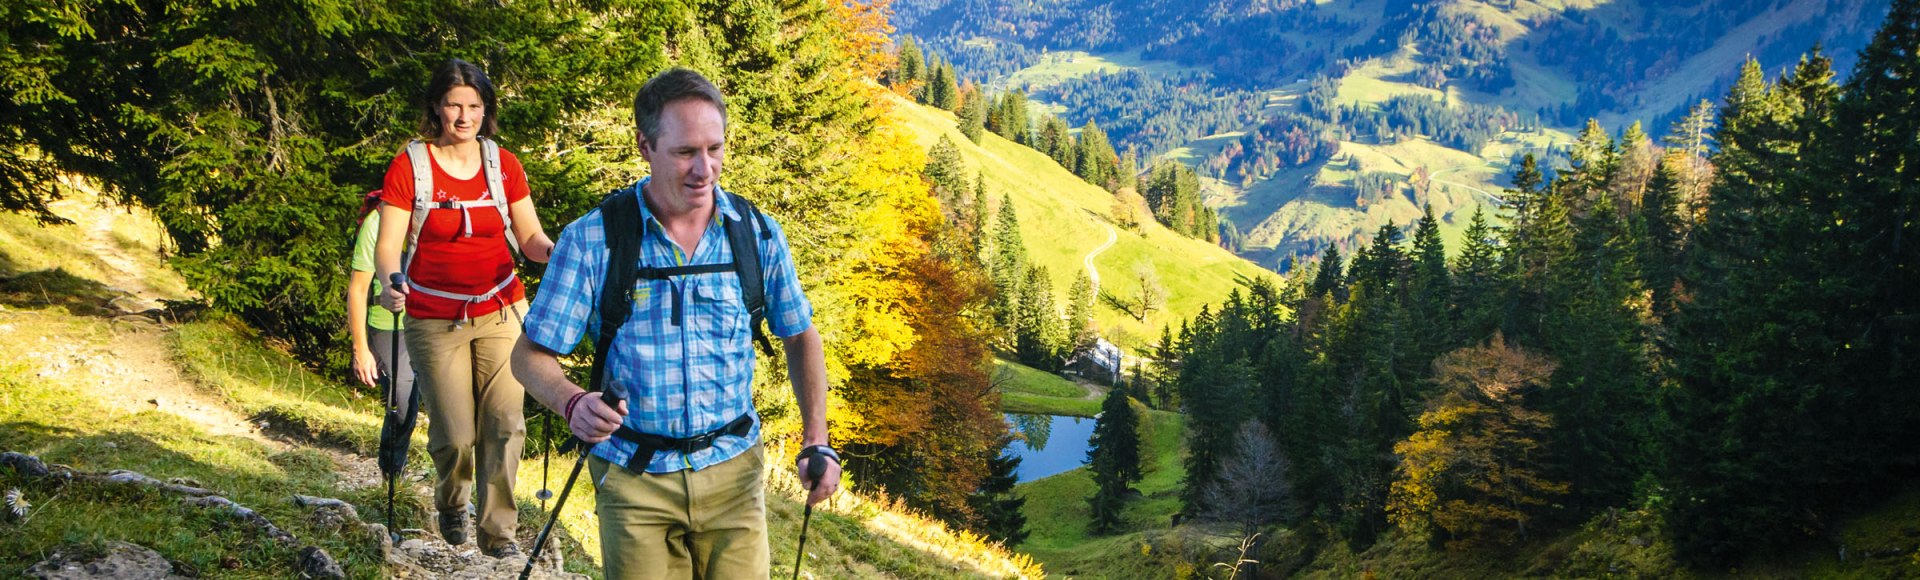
[994,358,1102,418]
[890,95,1277,350]
[0,190,1041,579]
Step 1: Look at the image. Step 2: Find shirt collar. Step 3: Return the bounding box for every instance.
[631,176,740,227]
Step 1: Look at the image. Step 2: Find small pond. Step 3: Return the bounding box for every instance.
[1003,413,1097,483]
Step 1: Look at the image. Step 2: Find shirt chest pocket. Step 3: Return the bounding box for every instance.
[688,275,747,341]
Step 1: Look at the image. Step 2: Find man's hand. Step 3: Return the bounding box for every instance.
[796,453,841,506]
[568,395,628,443]
[352,347,380,387]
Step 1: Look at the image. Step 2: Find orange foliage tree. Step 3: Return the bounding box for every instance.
[1388,333,1569,550]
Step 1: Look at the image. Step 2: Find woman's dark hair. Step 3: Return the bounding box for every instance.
[419,59,499,139]
[632,67,727,146]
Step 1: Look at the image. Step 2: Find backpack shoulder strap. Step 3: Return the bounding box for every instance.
[721,191,776,356]
[479,138,521,260]
[402,140,433,276]
[591,186,643,394]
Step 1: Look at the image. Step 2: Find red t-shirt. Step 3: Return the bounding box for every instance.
[380,144,530,320]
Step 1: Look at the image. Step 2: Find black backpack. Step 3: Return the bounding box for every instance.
[586,187,777,394]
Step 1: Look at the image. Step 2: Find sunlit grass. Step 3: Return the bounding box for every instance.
[0,319,388,578]
[763,443,1046,579]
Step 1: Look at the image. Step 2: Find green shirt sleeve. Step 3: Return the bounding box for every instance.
[352,212,402,330]
[352,212,380,273]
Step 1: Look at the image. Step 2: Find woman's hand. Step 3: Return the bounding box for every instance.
[380,281,407,312]
[352,347,380,387]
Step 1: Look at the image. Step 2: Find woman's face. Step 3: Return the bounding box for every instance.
[437,85,486,143]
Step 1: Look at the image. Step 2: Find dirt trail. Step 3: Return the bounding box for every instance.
[1084,223,1117,295]
[13,197,273,448]
[17,195,388,489]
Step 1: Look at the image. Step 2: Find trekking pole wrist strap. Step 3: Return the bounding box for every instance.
[797,444,839,464]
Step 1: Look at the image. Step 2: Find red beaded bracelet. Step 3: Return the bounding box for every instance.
[563,391,590,425]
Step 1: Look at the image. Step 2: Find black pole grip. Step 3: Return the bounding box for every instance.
[805,453,829,489]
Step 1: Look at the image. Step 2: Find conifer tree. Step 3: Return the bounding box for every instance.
[1409,205,1454,365]
[1068,269,1096,353]
[970,438,1029,545]
[893,36,926,95]
[970,173,990,256]
[1310,245,1346,302]
[924,137,968,202]
[1564,119,1618,217]
[1453,207,1505,340]
[990,198,1029,339]
[1015,265,1065,369]
[1075,121,1121,190]
[958,86,988,142]
[994,89,1031,144]
[1087,390,1143,534]
[1638,154,1687,318]
[1041,115,1076,166]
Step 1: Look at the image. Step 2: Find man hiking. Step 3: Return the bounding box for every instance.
[511,67,839,578]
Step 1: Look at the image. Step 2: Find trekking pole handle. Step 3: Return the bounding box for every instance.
[387,273,407,309]
[806,454,828,488]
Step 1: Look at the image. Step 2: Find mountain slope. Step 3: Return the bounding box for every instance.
[888,94,1278,349]
[893,0,1892,269]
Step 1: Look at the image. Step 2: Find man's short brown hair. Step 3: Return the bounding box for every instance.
[633,68,728,146]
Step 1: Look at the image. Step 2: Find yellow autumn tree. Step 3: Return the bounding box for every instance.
[1388,333,1569,551]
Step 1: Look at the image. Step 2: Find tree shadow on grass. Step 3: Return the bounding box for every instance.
[0,267,205,321]
[0,268,120,316]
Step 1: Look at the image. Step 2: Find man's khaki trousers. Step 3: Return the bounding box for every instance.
[589,444,769,579]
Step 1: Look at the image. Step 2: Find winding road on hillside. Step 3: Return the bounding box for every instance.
[1084,222,1117,294]
[1429,166,1502,204]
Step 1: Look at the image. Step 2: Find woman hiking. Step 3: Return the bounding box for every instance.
[376,58,554,557]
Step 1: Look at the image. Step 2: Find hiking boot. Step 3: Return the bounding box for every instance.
[437,508,469,546]
[483,542,522,559]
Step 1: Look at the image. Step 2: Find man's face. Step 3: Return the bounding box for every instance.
[640,98,726,211]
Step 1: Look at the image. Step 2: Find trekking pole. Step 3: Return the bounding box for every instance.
[386,273,405,543]
[537,413,553,511]
[791,455,829,580]
[520,391,616,580]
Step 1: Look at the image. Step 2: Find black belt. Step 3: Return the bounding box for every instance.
[610,413,755,473]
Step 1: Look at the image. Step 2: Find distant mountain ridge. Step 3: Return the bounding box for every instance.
[891,0,1892,270]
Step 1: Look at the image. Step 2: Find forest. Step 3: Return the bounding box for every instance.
[1109,27,1920,567]
[0,0,1031,549]
[1034,71,1266,161]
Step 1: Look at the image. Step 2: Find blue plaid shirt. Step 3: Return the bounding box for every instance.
[523,178,814,473]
